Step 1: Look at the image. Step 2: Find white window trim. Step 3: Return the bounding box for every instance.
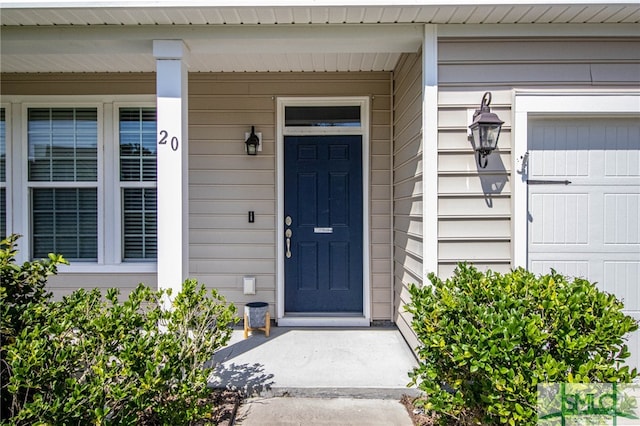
[276,96,371,326]
[512,89,640,269]
[8,95,157,273]
[22,102,103,264]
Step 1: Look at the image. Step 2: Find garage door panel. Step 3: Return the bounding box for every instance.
[603,262,640,310]
[604,193,640,245]
[530,193,589,245]
[530,120,640,180]
[528,117,640,368]
[530,260,589,279]
[604,125,640,177]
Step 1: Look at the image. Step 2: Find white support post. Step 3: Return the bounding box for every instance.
[153,40,189,306]
[422,25,439,281]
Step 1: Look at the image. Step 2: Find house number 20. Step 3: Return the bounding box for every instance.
[158,130,179,151]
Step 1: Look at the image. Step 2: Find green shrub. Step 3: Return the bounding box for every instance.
[406,263,638,426]
[1,237,238,425]
[0,234,68,420]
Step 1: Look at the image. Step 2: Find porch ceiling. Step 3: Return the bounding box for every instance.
[1,2,639,73]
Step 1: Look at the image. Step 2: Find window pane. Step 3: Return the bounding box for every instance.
[122,188,157,260]
[284,106,361,127]
[120,108,156,182]
[32,188,97,260]
[0,188,5,239]
[0,108,5,182]
[28,108,98,182]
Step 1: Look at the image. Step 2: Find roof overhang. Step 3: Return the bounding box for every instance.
[1,2,639,73]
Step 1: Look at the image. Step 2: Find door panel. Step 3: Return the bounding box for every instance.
[284,135,363,313]
[527,117,640,367]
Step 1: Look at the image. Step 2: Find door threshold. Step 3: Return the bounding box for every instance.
[278,315,370,327]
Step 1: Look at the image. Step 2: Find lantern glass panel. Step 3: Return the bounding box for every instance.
[482,124,501,151]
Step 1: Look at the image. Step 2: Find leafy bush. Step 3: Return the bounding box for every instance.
[406,263,638,426]
[1,236,237,425]
[0,234,68,420]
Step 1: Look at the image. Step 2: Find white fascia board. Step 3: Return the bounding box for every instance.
[4,0,640,7]
[1,24,424,55]
[438,23,640,38]
[3,22,637,47]
[187,25,424,54]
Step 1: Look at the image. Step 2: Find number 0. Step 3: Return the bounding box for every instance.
[171,136,179,151]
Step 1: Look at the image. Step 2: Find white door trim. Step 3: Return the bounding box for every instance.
[276,96,371,327]
[512,90,640,269]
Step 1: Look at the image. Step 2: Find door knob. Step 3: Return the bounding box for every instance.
[285,228,292,258]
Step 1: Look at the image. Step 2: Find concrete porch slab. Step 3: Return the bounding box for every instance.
[211,326,419,399]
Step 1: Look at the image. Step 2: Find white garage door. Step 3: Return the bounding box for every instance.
[527,117,640,367]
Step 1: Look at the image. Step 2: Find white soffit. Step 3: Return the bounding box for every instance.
[1,2,639,73]
[2,3,639,26]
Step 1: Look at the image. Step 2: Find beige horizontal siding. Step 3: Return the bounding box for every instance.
[2,71,393,320]
[434,78,510,270]
[438,262,512,278]
[47,273,157,301]
[0,73,156,95]
[439,195,510,217]
[392,51,423,351]
[189,72,393,320]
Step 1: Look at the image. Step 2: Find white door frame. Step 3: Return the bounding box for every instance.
[276,96,371,326]
[512,90,640,268]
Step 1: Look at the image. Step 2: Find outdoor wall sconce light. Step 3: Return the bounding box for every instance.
[468,92,504,168]
[244,126,261,156]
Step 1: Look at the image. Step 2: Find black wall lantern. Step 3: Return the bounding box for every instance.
[245,126,261,156]
[469,92,504,168]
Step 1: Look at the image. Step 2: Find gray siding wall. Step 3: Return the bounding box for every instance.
[437,36,640,277]
[392,36,640,350]
[392,52,423,350]
[2,71,394,319]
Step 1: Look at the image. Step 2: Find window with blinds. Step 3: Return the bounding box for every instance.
[119,108,157,260]
[28,108,98,260]
[31,188,98,259]
[28,108,98,182]
[1,108,6,239]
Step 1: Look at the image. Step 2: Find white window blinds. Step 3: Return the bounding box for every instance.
[119,107,157,261]
[28,108,98,260]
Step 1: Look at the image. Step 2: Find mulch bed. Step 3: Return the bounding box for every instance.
[401,395,439,426]
[208,389,243,426]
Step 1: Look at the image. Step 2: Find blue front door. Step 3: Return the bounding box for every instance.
[284,135,363,313]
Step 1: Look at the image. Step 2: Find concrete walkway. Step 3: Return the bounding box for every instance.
[211,326,419,424]
[235,397,413,425]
